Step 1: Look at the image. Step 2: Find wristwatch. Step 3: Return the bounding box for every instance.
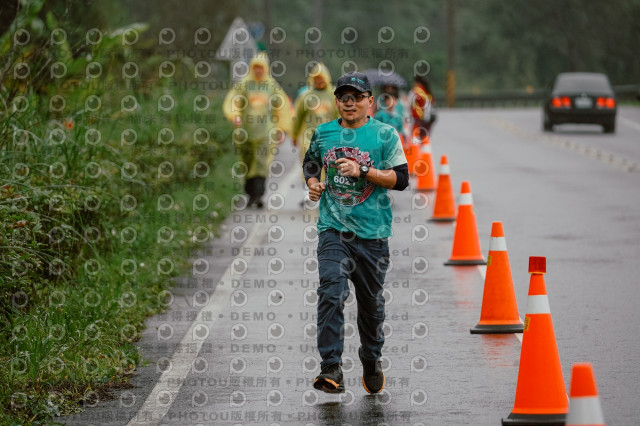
[359,165,370,178]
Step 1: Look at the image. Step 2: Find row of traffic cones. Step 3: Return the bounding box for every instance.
[404,131,456,223]
[410,140,486,265]
[417,141,606,424]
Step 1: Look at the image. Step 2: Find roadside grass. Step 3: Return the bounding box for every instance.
[0,139,239,425]
[1,36,239,424]
[2,8,245,424]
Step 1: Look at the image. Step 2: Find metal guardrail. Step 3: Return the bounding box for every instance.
[433,84,640,108]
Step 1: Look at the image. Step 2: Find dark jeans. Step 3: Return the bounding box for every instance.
[316,229,390,369]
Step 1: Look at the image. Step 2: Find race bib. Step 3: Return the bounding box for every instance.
[323,147,375,207]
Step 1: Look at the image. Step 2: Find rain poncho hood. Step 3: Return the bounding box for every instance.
[306,62,333,90]
[248,51,270,81]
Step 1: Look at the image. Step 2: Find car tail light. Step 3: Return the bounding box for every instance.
[552,97,571,108]
[596,97,616,109]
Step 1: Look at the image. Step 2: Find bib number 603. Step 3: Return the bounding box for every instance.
[334,175,354,185]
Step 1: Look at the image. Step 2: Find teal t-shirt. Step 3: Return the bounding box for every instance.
[373,108,404,135]
[306,117,407,239]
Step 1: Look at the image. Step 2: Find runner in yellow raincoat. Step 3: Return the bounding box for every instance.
[223,52,292,208]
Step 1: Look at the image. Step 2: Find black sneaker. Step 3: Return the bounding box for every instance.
[313,363,345,393]
[359,346,385,394]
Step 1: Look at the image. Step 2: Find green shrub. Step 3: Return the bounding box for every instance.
[1,4,238,423]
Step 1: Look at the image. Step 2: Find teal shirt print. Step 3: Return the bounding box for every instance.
[324,146,375,207]
[306,117,407,239]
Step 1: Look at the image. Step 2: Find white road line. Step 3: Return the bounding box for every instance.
[489,117,639,173]
[127,224,268,425]
[514,322,523,343]
[476,264,486,281]
[127,166,299,425]
[619,116,640,133]
[475,264,523,343]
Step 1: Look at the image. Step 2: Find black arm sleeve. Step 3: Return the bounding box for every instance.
[302,148,322,183]
[391,163,409,191]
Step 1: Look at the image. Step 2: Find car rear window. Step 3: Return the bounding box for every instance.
[554,74,611,92]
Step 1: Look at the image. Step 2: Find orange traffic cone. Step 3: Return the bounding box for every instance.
[566,363,605,426]
[470,222,523,334]
[444,181,486,265]
[414,145,436,191]
[429,155,456,222]
[502,256,568,425]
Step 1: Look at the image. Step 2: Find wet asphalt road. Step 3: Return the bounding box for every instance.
[62,107,640,425]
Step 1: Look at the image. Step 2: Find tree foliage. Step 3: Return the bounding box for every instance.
[11,0,637,96]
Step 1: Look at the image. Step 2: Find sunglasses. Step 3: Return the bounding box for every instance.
[336,93,371,103]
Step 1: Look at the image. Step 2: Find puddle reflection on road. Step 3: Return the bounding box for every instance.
[451,265,482,314]
[479,334,520,368]
[313,394,389,425]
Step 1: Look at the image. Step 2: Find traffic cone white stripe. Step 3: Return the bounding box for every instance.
[488,236,507,251]
[525,295,551,314]
[459,193,473,206]
[566,397,605,425]
[440,164,451,175]
[420,144,432,153]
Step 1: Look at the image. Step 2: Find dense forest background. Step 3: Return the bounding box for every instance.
[2,0,638,97]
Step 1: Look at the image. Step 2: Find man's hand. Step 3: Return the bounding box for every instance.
[335,158,359,177]
[307,178,325,201]
[233,116,242,127]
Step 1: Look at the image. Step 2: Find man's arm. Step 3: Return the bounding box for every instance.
[302,135,325,201]
[334,159,408,191]
[302,144,322,183]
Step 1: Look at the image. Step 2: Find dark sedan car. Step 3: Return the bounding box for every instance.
[543,72,617,133]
